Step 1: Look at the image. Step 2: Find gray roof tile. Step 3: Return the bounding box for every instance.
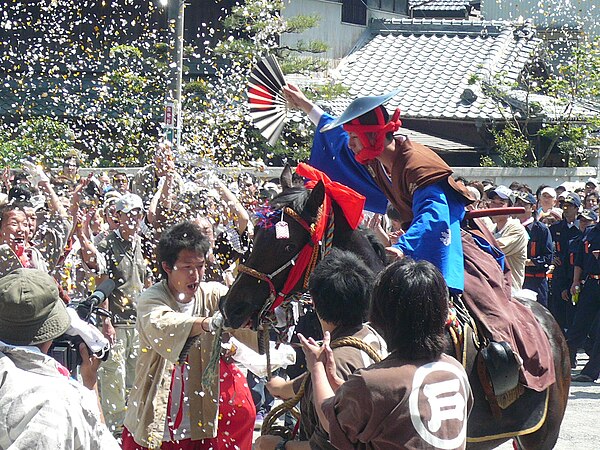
[329,18,584,121]
[409,0,471,12]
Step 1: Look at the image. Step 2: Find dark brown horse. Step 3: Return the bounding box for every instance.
[221,168,570,449]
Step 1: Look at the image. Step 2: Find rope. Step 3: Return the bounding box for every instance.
[261,336,382,437]
[201,324,224,391]
[323,210,335,257]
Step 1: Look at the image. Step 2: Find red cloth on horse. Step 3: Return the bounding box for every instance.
[296,162,365,229]
[461,230,556,392]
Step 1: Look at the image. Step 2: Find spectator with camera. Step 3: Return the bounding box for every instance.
[0,268,119,449]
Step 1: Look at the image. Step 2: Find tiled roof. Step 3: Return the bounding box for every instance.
[330,18,543,121]
[502,89,600,121]
[409,0,471,12]
[395,127,476,152]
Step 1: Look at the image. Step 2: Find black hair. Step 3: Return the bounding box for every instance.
[455,176,468,185]
[156,221,211,279]
[520,184,532,194]
[237,172,258,186]
[509,181,523,191]
[308,248,374,328]
[386,204,402,222]
[8,185,32,203]
[370,258,448,360]
[11,172,30,185]
[535,184,550,198]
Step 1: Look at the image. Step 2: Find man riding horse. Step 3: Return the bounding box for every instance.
[283,84,555,398]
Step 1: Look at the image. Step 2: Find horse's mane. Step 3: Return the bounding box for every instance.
[269,187,312,215]
[267,184,388,266]
[359,226,388,265]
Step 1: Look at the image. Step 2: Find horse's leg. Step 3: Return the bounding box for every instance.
[512,302,571,450]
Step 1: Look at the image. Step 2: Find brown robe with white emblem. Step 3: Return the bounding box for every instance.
[323,353,473,450]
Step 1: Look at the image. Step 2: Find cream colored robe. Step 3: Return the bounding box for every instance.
[123,280,256,448]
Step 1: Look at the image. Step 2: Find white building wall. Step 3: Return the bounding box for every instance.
[481,0,600,37]
[281,0,406,63]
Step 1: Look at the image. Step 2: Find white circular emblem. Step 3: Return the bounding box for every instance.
[408,360,469,449]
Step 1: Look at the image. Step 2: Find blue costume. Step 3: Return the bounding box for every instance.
[309,113,467,292]
[523,219,553,307]
[568,223,600,378]
[310,115,388,214]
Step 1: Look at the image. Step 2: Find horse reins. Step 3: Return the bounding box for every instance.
[237,205,330,322]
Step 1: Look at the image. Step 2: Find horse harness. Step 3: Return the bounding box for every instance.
[237,204,335,325]
[261,336,382,438]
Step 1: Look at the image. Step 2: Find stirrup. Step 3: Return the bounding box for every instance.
[480,341,520,397]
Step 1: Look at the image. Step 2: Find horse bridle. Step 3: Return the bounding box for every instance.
[237,205,327,323]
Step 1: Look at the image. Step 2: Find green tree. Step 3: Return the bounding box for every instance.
[482,35,600,167]
[181,0,339,166]
[0,118,77,169]
[0,1,168,168]
[89,43,169,167]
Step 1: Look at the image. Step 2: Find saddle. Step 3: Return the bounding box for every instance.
[447,304,549,443]
[446,296,522,412]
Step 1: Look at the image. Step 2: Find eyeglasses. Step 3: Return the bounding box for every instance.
[113,177,128,184]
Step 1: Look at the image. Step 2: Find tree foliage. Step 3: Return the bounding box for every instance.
[0,1,169,169]
[483,35,600,167]
[181,0,333,167]
[0,118,77,168]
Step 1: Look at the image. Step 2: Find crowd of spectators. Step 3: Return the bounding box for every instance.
[0,145,283,449]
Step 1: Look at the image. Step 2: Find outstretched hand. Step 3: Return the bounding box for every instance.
[21,160,50,186]
[282,83,313,114]
[385,246,404,261]
[298,330,330,372]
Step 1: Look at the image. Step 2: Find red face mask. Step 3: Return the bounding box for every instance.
[343,108,402,164]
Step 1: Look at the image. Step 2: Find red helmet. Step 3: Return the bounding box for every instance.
[320,89,402,164]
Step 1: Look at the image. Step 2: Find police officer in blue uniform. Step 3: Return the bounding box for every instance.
[549,192,582,332]
[569,208,600,380]
[516,192,553,307]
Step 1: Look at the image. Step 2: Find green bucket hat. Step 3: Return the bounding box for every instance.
[0,268,71,346]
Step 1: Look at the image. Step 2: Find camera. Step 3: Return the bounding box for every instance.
[50,335,87,374]
[50,279,115,375]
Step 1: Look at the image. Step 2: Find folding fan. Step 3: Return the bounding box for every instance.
[247,55,288,146]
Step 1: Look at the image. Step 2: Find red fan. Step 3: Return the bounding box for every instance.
[247,55,288,146]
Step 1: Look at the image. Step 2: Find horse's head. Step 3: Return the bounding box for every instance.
[221,165,326,329]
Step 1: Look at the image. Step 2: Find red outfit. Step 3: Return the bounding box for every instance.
[122,359,255,450]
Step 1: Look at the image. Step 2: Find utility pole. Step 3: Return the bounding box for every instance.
[163,0,184,147]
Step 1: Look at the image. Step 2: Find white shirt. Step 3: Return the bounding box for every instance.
[0,342,119,450]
